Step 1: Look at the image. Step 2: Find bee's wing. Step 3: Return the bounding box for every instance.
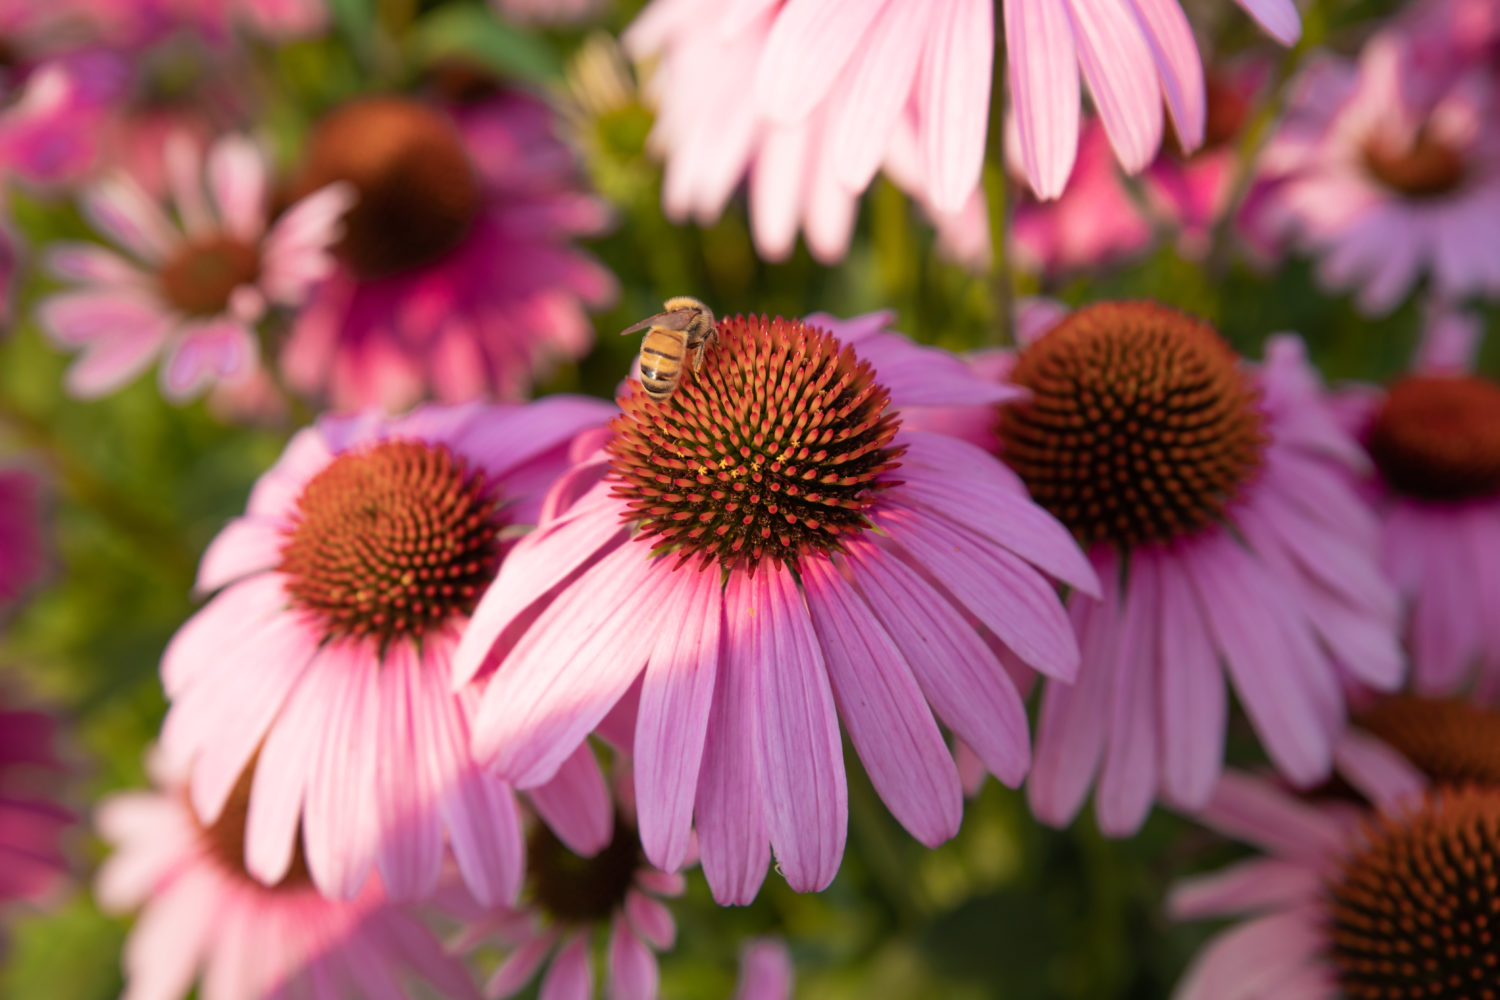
[619,313,666,336]
[620,309,698,336]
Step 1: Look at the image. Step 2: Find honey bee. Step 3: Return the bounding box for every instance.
[619,296,718,402]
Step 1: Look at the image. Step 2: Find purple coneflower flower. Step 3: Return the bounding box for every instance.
[280,93,616,412]
[38,133,352,401]
[97,758,477,1000]
[982,302,1403,834]
[157,399,618,905]
[456,311,1096,902]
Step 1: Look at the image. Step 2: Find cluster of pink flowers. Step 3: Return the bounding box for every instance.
[0,0,1495,997]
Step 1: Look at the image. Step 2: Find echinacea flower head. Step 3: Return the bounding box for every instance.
[456,311,1097,903]
[38,133,353,401]
[1165,769,1500,1000]
[1257,24,1500,315]
[281,93,616,412]
[457,815,686,1000]
[157,399,618,906]
[995,302,1402,835]
[0,467,46,613]
[96,760,477,1000]
[0,701,71,917]
[1356,694,1500,787]
[1341,363,1500,698]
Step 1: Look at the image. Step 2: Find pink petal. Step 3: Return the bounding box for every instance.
[38,287,170,345]
[82,176,177,263]
[829,0,935,191]
[1233,0,1300,44]
[1333,731,1427,815]
[607,920,657,1000]
[1172,909,1322,1000]
[539,936,592,1000]
[696,571,770,905]
[734,938,794,1000]
[1198,771,1347,862]
[1167,857,1321,920]
[46,242,149,285]
[472,540,669,788]
[624,890,676,950]
[485,931,556,999]
[195,518,284,595]
[162,574,287,698]
[1095,556,1160,836]
[752,0,885,126]
[843,537,1032,787]
[1124,0,1204,150]
[1005,0,1080,198]
[1155,553,1226,810]
[120,869,218,1000]
[208,135,267,242]
[749,124,808,262]
[803,555,961,847]
[634,564,722,873]
[529,742,614,857]
[454,395,616,480]
[373,642,444,900]
[918,0,994,213]
[1061,0,1164,173]
[749,566,849,893]
[302,643,380,899]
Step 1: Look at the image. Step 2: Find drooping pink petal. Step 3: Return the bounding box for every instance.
[750,565,847,893]
[207,135,268,243]
[194,518,285,594]
[1166,857,1322,920]
[484,931,557,999]
[696,572,770,905]
[829,0,935,192]
[539,935,592,1000]
[607,919,657,1000]
[624,890,676,950]
[162,574,288,698]
[373,641,444,900]
[1333,731,1427,815]
[1232,0,1300,44]
[634,564,722,873]
[733,938,794,1000]
[918,0,994,213]
[1095,554,1160,835]
[1061,0,1164,173]
[82,176,177,263]
[528,742,614,857]
[1005,0,1081,198]
[1154,551,1227,810]
[803,555,961,847]
[1124,0,1205,150]
[1197,771,1347,863]
[752,0,885,126]
[1171,908,1323,1000]
[302,643,380,899]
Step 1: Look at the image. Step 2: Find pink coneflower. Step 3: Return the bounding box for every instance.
[624,2,992,267]
[0,467,46,612]
[280,93,616,412]
[96,759,477,1000]
[988,302,1403,835]
[455,815,687,1000]
[0,701,71,918]
[37,134,352,401]
[1257,24,1500,315]
[1163,769,1500,1000]
[1338,354,1500,698]
[456,312,1096,902]
[157,399,618,905]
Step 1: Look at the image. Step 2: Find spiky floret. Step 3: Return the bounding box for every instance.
[607,314,903,572]
[279,440,503,645]
[1368,375,1500,503]
[526,819,640,925]
[1327,786,1500,1000]
[1360,696,1500,788]
[999,301,1266,550]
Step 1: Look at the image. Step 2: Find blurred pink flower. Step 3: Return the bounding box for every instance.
[489,0,605,24]
[38,133,353,401]
[982,303,1403,835]
[157,399,618,906]
[454,817,684,1000]
[0,467,46,612]
[1336,315,1500,699]
[455,312,1095,902]
[96,759,477,1000]
[1257,25,1500,315]
[1163,766,1500,1000]
[281,94,617,412]
[0,703,72,915]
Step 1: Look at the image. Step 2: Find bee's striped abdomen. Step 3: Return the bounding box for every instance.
[640,328,686,400]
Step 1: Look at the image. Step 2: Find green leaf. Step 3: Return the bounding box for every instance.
[410,4,561,85]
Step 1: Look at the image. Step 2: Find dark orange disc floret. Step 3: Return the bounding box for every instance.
[1360,696,1500,788]
[296,97,481,280]
[158,235,261,317]
[526,818,641,925]
[279,439,503,646]
[999,301,1266,550]
[1367,375,1500,502]
[1327,786,1500,1000]
[607,315,904,573]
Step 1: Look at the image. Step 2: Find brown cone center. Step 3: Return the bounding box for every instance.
[1364,126,1468,199]
[999,301,1266,549]
[526,819,641,926]
[607,315,904,572]
[1327,786,1500,1000]
[1368,375,1500,502]
[1360,696,1500,787]
[158,235,261,317]
[297,97,482,280]
[278,439,504,646]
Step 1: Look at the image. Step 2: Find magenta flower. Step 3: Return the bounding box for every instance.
[281,94,617,412]
[157,399,618,905]
[1162,767,1500,1000]
[1336,337,1500,699]
[96,759,477,1000]
[38,134,352,401]
[454,815,687,1000]
[977,302,1403,835]
[0,702,71,917]
[1257,21,1500,315]
[0,467,46,612]
[456,312,1096,902]
[624,1,994,266]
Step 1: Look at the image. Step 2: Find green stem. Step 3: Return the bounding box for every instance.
[986,44,1015,347]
